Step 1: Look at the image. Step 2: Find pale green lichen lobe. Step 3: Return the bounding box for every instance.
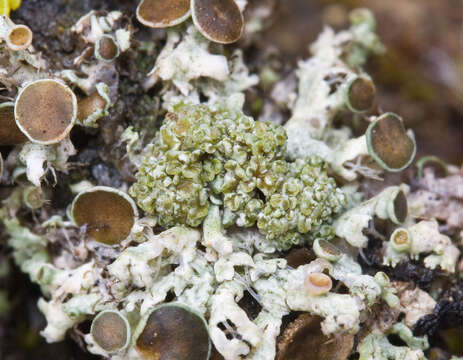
[130,103,346,249]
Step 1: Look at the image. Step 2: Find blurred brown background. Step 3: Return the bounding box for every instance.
[263,0,463,164]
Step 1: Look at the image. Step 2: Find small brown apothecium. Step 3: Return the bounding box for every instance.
[192,0,244,44]
[71,186,138,245]
[14,79,77,145]
[136,0,191,28]
[0,102,27,145]
[6,24,33,51]
[136,304,211,360]
[91,310,130,353]
[366,113,416,172]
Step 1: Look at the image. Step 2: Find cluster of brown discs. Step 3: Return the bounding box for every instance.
[90,304,211,359]
[136,0,244,44]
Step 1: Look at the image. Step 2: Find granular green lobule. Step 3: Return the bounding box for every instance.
[130,103,346,249]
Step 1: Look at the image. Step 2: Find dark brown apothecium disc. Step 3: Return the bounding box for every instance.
[392,189,408,224]
[366,113,416,172]
[210,346,225,360]
[95,35,119,62]
[14,79,77,145]
[347,76,376,112]
[91,310,130,353]
[284,247,315,268]
[77,91,107,123]
[136,0,191,28]
[313,238,342,262]
[276,314,354,360]
[136,304,211,360]
[0,102,27,145]
[192,0,244,44]
[71,186,138,245]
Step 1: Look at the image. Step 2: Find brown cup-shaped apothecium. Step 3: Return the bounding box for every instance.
[0,102,27,145]
[136,304,211,360]
[95,35,120,62]
[14,79,77,145]
[77,90,108,123]
[366,113,416,172]
[91,310,130,353]
[136,0,191,28]
[346,76,376,113]
[390,189,408,224]
[313,239,342,262]
[192,0,244,44]
[71,186,138,246]
[276,314,354,360]
[6,24,33,51]
[304,272,333,296]
[416,155,448,179]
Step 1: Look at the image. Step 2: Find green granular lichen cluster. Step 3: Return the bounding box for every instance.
[130,103,346,249]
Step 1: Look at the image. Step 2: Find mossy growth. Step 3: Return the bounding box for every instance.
[130,103,346,250]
